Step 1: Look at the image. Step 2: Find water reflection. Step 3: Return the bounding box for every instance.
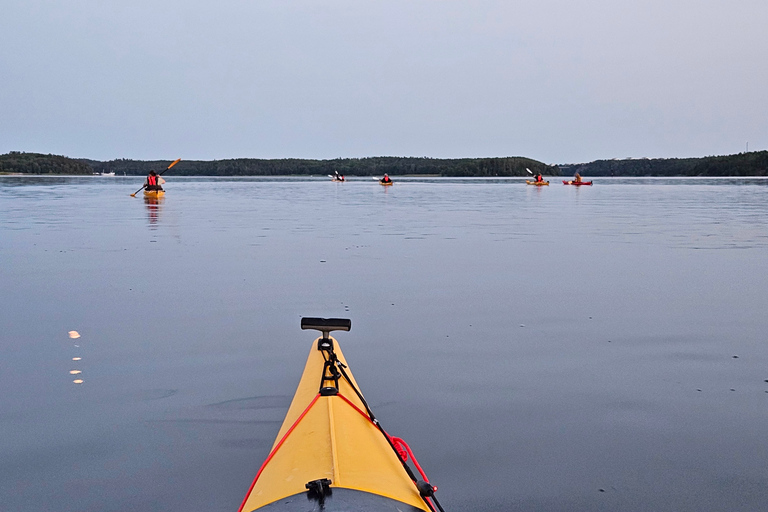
[67,330,83,384]
[144,196,163,226]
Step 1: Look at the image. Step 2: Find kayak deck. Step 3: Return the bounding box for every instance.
[143,189,165,198]
[251,488,427,511]
[526,180,549,186]
[239,319,438,512]
[563,180,593,186]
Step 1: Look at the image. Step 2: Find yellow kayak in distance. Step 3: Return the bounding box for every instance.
[526,180,549,186]
[238,318,444,512]
[143,189,165,198]
[380,180,393,186]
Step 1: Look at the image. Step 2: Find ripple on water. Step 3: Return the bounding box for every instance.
[207,395,291,410]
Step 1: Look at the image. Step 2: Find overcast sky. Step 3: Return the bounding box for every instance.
[1,0,766,163]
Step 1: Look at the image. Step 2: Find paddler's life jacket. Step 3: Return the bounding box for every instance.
[146,174,163,191]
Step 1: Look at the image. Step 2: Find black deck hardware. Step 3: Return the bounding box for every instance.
[417,480,435,497]
[305,478,332,505]
[301,317,351,350]
[319,386,339,396]
[301,317,351,334]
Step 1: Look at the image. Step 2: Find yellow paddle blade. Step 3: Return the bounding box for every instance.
[167,158,181,169]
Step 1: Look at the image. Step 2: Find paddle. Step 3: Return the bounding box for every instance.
[130,158,181,197]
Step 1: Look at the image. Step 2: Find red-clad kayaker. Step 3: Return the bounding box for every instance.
[381,173,392,183]
[535,172,544,183]
[145,170,165,192]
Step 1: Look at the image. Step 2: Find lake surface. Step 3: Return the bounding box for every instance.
[1,175,767,512]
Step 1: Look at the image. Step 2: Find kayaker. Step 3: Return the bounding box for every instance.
[574,173,582,183]
[381,173,391,183]
[535,172,544,183]
[145,170,165,192]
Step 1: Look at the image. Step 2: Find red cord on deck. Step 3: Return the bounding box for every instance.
[336,393,434,486]
[389,436,432,485]
[237,393,322,512]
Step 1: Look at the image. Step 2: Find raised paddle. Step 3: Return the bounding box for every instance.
[130,158,181,197]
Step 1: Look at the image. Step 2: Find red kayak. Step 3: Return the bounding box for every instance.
[563,180,593,186]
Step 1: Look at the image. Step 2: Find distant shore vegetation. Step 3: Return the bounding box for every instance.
[2,152,553,177]
[561,151,768,177]
[0,152,92,175]
[1,150,767,177]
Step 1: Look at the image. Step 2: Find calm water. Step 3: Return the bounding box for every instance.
[1,176,768,512]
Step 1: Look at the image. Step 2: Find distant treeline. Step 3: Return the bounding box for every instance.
[0,152,553,177]
[83,156,555,177]
[3,150,768,177]
[561,151,768,177]
[0,152,92,175]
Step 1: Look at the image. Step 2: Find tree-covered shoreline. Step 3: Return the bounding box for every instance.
[2,150,767,177]
[1,152,554,177]
[0,152,92,175]
[82,155,556,177]
[560,151,768,177]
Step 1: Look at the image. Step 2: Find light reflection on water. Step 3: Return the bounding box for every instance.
[144,196,163,226]
[1,176,768,512]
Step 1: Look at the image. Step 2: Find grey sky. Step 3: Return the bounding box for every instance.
[1,0,766,163]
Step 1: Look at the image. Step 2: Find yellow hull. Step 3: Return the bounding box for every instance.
[526,180,549,186]
[239,323,433,512]
[143,189,165,198]
[379,180,393,186]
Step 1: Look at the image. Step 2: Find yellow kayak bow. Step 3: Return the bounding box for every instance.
[238,318,444,512]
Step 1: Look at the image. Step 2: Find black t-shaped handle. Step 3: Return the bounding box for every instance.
[301,317,351,339]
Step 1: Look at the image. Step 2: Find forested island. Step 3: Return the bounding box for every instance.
[2,150,767,177]
[0,152,92,175]
[86,155,555,177]
[0,152,553,177]
[561,151,768,177]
